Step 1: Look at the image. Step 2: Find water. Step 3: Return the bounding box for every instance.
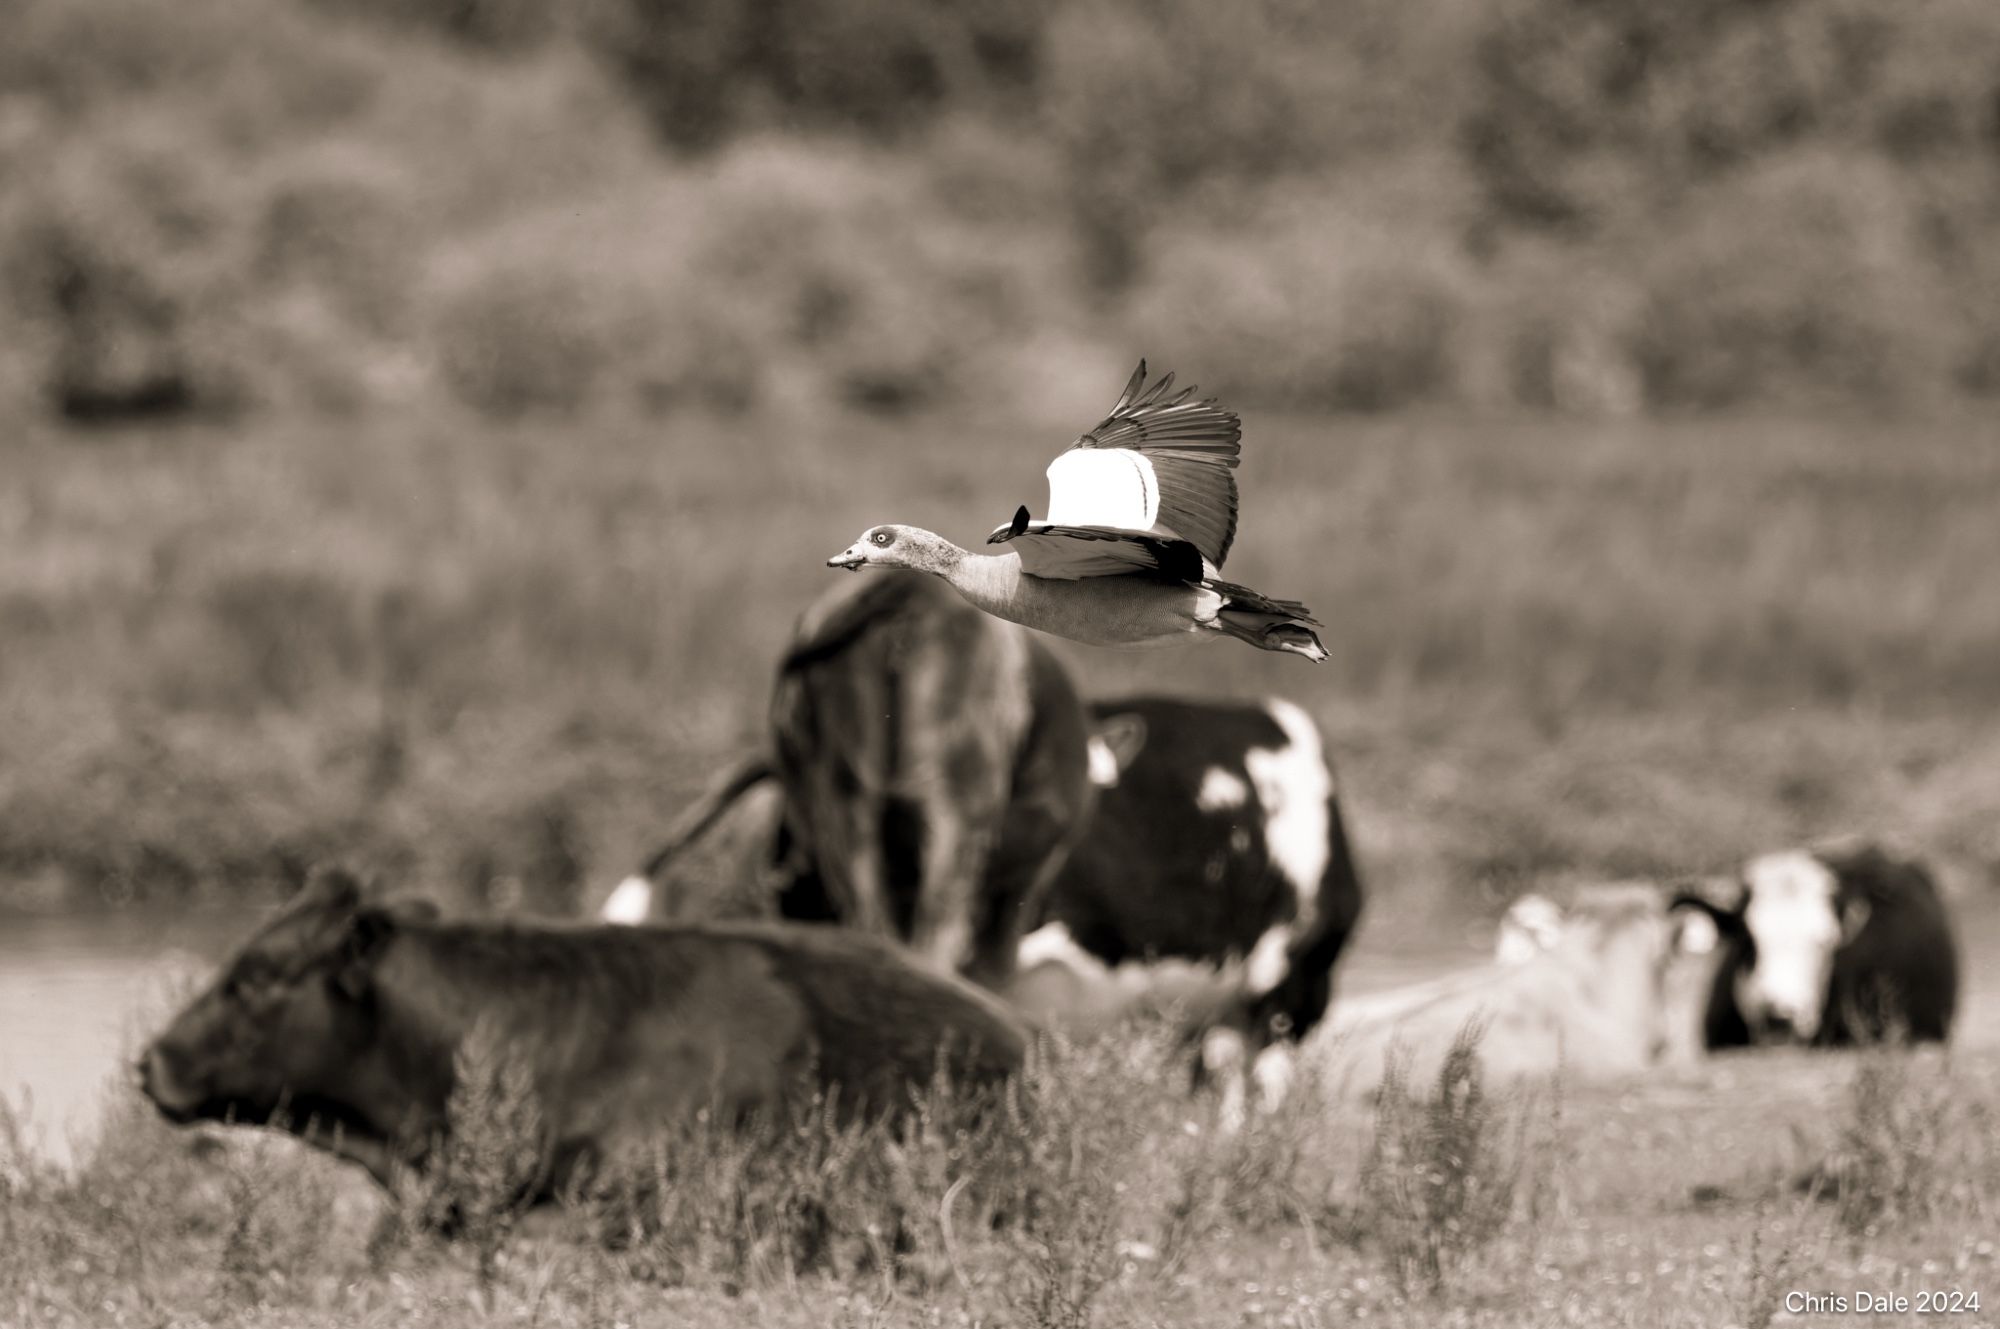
[4,894,1991,1170]
[0,906,241,1167]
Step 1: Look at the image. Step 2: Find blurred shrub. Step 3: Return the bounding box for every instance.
[249,149,428,412]
[587,0,1048,149]
[3,0,378,137]
[1470,244,1646,415]
[171,567,374,712]
[1039,0,1466,289]
[424,140,1079,419]
[0,121,435,421]
[430,264,615,419]
[255,150,414,334]
[1359,1020,1546,1297]
[6,0,2000,425]
[1629,152,1962,410]
[1466,0,2000,234]
[689,140,1074,411]
[0,124,253,422]
[1121,178,1473,411]
[306,0,562,52]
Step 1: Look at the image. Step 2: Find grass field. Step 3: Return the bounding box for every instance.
[6,993,1999,1329]
[3,408,1998,927]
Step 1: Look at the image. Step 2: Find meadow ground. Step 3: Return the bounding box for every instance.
[5,947,1999,1329]
[3,408,1998,928]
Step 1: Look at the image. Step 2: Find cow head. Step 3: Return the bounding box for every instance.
[1494,894,1565,965]
[137,867,435,1127]
[1672,851,1870,1042]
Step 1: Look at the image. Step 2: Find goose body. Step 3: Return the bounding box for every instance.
[939,545,1213,649]
[827,362,1327,662]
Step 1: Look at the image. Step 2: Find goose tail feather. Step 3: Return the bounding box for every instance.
[1205,579,1328,663]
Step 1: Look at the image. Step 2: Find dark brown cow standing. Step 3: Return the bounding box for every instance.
[763,572,1094,987]
[137,869,1027,1197]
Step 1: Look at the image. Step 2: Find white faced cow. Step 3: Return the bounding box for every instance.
[1011,695,1366,1123]
[608,572,1094,990]
[1671,839,1960,1048]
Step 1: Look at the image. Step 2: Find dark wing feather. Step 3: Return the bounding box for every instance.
[1068,360,1242,567]
[1202,577,1322,626]
[990,523,1206,583]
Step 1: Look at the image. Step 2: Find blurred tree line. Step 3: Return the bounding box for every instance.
[4,0,1999,424]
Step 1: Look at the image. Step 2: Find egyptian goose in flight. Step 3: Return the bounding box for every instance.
[825,362,1326,661]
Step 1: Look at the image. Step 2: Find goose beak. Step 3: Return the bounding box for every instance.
[826,544,867,571]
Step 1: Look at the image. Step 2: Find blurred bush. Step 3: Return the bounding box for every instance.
[1,123,252,421]
[420,139,1080,418]
[430,263,615,419]
[1120,176,1474,411]
[3,0,2000,426]
[1629,152,1963,410]
[307,0,562,52]
[1465,0,2000,235]
[1037,0,1469,290]
[587,0,1048,149]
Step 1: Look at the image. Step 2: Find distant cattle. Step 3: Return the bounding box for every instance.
[1321,882,1714,1094]
[609,691,1367,1123]
[1496,889,1719,972]
[1010,696,1365,1118]
[613,572,1094,989]
[138,868,1028,1198]
[1671,840,1960,1049]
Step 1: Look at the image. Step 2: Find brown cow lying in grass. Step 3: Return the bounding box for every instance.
[136,868,1028,1203]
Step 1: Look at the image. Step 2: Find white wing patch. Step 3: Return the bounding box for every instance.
[1045,449,1159,531]
[1243,699,1333,927]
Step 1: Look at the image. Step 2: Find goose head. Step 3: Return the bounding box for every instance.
[826,525,961,575]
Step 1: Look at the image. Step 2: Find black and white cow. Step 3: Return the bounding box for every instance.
[1671,839,1960,1049]
[1013,695,1366,1117]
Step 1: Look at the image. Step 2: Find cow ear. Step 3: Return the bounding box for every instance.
[1087,714,1148,785]
[1838,896,1872,947]
[298,864,365,915]
[1672,908,1720,956]
[1667,889,1745,938]
[333,906,400,1000]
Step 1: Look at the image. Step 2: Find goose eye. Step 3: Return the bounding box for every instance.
[870,530,893,547]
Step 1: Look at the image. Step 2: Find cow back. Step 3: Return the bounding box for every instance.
[770,573,1092,982]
